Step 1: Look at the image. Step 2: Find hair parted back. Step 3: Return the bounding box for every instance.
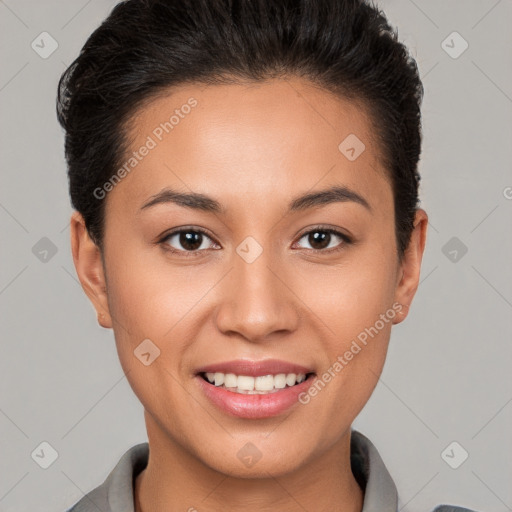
[57,0,424,261]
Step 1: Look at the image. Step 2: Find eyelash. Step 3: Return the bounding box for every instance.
[158,225,353,258]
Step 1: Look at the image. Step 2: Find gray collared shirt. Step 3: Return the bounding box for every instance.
[66,429,478,512]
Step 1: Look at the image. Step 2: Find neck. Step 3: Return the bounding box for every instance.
[134,413,364,512]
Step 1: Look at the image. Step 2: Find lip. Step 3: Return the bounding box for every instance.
[195,358,314,377]
[195,359,316,419]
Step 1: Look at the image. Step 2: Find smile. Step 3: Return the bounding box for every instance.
[201,371,313,394]
[195,359,317,418]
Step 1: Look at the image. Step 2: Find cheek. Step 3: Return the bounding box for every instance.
[105,243,207,336]
[103,246,224,390]
[296,296,393,444]
[289,248,396,406]
[103,253,202,419]
[293,250,397,342]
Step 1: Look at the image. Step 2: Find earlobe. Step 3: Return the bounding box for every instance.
[392,208,428,325]
[70,211,113,329]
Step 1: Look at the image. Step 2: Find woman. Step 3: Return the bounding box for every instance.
[57,0,479,510]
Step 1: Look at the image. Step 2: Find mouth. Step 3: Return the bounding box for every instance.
[194,359,317,419]
[198,371,316,394]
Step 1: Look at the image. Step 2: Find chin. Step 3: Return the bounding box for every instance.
[194,436,313,479]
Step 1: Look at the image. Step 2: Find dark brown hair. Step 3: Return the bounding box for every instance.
[57,0,424,261]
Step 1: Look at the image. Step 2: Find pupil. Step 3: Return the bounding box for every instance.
[309,231,329,249]
[181,231,202,251]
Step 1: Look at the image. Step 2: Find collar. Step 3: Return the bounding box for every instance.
[351,429,399,511]
[67,428,398,512]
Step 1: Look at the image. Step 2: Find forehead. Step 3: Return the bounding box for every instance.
[109,77,392,218]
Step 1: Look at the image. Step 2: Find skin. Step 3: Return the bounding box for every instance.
[70,77,428,512]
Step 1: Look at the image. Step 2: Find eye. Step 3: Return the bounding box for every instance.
[159,227,220,256]
[294,226,352,253]
[158,225,352,257]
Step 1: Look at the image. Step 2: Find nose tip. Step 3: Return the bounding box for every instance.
[213,251,299,342]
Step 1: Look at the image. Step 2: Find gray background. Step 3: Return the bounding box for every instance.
[1,1,511,511]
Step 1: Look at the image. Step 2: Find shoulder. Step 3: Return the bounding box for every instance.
[431,505,481,512]
[64,442,149,512]
[64,479,109,512]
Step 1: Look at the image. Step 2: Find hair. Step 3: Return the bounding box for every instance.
[57,0,423,262]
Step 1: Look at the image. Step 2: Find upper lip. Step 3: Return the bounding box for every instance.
[195,359,315,377]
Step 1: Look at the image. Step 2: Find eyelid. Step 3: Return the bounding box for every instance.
[295,224,352,240]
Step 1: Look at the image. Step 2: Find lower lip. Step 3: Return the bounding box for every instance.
[196,375,315,419]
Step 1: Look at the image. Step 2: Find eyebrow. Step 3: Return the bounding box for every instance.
[139,185,372,214]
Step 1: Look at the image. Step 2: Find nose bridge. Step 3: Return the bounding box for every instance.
[214,237,298,340]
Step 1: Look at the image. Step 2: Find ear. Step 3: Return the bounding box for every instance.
[70,211,112,329]
[392,208,428,325]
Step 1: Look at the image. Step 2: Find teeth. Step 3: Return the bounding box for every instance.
[286,373,297,386]
[273,374,287,389]
[237,375,255,390]
[202,371,309,393]
[255,375,274,391]
[224,373,237,388]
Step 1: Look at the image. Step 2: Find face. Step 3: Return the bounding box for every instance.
[71,77,427,478]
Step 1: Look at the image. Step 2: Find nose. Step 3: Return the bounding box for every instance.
[214,243,300,343]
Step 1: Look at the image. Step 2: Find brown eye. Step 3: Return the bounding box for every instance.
[161,228,217,254]
[177,231,204,251]
[306,231,331,250]
[295,227,352,252]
